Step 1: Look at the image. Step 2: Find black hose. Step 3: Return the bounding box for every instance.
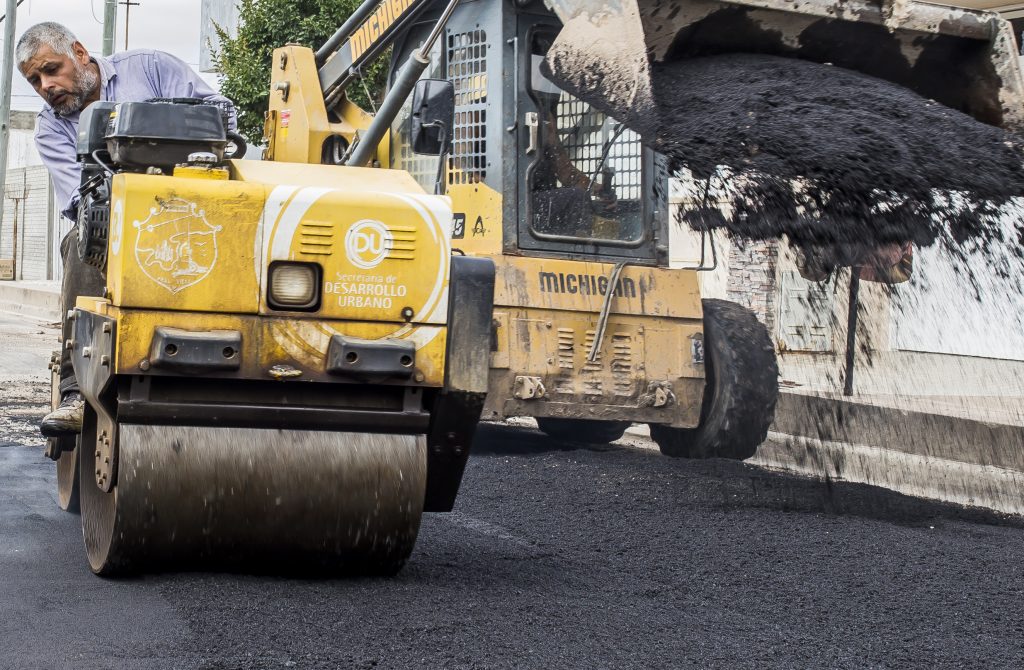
[225,132,248,160]
[91,151,117,175]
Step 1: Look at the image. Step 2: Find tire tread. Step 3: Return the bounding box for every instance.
[651,299,778,460]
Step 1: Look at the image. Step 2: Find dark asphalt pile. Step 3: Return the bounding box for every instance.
[561,53,1024,249]
[7,419,1024,669]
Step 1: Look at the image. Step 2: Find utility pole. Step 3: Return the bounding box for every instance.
[103,0,118,56]
[843,268,861,397]
[0,0,19,237]
[120,0,141,51]
[7,178,26,279]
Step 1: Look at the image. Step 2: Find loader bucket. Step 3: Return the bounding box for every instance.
[543,0,1024,132]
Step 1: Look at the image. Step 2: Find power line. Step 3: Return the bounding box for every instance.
[119,0,141,51]
[91,0,104,24]
[0,0,26,24]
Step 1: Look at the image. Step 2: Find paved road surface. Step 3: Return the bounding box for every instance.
[2,314,1024,669]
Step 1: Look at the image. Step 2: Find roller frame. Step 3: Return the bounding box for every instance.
[69,256,496,565]
[425,256,496,512]
[70,310,118,492]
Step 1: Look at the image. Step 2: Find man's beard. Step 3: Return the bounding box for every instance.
[48,63,98,116]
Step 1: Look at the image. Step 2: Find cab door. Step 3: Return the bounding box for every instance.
[514,14,658,262]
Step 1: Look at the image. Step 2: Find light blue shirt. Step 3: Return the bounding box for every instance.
[34,49,237,219]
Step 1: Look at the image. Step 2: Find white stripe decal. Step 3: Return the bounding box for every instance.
[269,187,334,262]
[392,193,452,325]
[257,185,300,284]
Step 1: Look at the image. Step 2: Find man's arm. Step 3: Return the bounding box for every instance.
[146,50,238,131]
[35,114,81,220]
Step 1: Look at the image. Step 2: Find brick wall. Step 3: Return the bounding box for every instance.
[726,238,779,335]
[669,175,781,338]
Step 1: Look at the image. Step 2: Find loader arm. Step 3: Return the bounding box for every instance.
[316,0,437,108]
[264,0,442,165]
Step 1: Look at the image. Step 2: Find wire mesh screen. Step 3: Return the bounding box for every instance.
[391,40,444,192]
[555,95,642,201]
[394,134,442,192]
[447,29,488,185]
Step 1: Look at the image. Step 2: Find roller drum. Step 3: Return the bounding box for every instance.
[56,441,80,513]
[80,423,426,575]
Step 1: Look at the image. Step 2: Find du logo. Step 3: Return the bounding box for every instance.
[345,219,392,269]
[133,198,221,294]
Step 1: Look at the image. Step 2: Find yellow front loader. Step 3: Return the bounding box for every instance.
[263,0,1024,455]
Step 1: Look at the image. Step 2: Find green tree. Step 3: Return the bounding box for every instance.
[213,0,390,143]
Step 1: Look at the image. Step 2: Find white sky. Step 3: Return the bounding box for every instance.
[3,0,209,111]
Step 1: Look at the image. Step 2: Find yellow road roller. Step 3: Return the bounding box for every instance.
[59,94,493,575]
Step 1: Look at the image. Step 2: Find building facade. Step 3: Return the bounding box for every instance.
[200,0,240,72]
[0,111,65,282]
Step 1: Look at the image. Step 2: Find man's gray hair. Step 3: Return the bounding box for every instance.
[16,22,80,66]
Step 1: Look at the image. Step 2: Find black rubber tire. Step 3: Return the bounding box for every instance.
[650,299,778,460]
[536,417,631,444]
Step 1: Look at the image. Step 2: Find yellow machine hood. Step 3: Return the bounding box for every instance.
[105,160,453,326]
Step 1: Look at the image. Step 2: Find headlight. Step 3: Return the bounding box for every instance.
[268,262,321,310]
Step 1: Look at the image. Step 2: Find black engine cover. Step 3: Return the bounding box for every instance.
[77,170,111,271]
[105,100,226,170]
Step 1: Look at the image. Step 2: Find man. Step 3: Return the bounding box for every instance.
[796,242,914,284]
[17,22,237,437]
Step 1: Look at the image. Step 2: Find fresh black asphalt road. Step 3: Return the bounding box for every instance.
[2,380,1024,670]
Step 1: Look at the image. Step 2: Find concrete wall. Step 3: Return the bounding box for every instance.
[8,112,44,169]
[889,213,1024,362]
[200,0,241,72]
[0,166,58,282]
[0,111,60,282]
[669,177,778,333]
[670,170,1021,367]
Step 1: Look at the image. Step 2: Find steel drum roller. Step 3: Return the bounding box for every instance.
[80,421,426,575]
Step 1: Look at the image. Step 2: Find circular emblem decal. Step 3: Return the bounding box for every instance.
[345,219,392,269]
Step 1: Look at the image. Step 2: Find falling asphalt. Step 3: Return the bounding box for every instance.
[548,52,1024,254]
